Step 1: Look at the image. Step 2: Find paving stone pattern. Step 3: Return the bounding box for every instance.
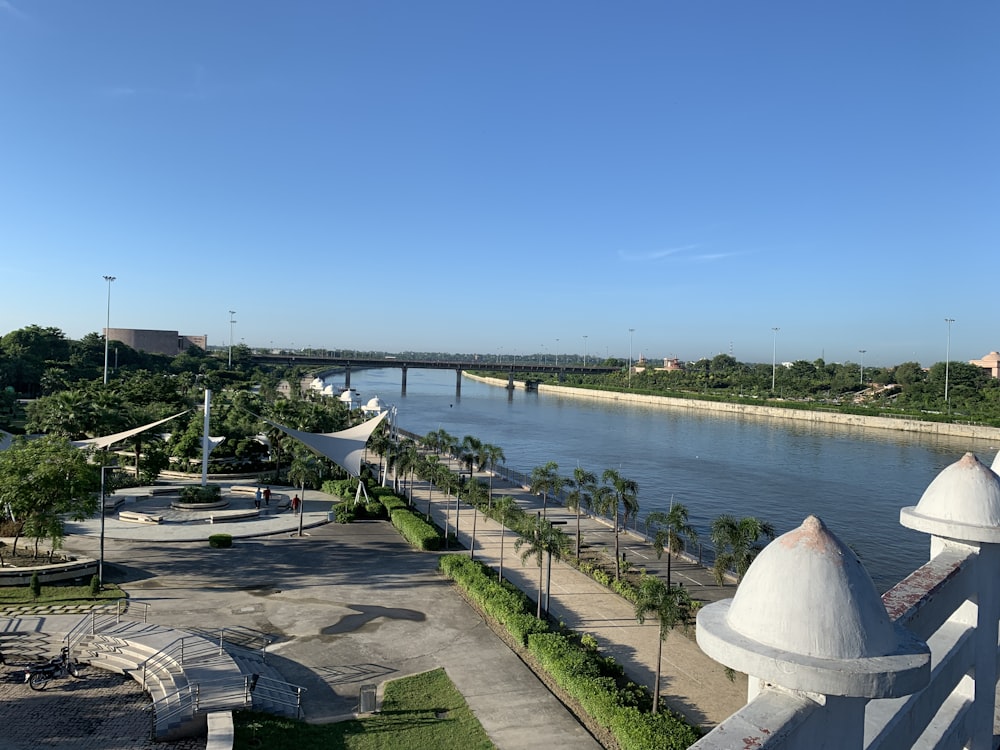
[0,663,205,750]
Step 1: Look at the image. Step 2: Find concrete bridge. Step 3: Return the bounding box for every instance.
[248,353,619,395]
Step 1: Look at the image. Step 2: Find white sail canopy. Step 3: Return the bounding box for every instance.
[264,410,388,477]
[71,411,189,450]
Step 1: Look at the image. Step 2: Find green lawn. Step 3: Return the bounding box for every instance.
[234,668,495,750]
[0,582,125,605]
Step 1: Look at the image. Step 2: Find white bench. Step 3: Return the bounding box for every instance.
[119,510,163,524]
[208,509,260,524]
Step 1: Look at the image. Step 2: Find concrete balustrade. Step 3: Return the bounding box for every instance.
[693,452,1000,749]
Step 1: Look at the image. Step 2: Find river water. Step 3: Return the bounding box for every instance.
[331,368,1000,591]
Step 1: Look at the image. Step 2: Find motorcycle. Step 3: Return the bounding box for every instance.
[24,646,82,691]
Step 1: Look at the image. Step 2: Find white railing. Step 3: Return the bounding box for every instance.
[693,452,1000,750]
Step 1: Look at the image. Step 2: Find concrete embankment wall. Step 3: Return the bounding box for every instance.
[463,374,1000,443]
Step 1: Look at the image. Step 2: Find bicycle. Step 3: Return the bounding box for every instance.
[24,647,83,691]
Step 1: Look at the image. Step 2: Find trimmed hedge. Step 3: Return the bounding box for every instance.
[439,554,548,645]
[440,554,701,750]
[528,632,699,750]
[390,508,441,550]
[209,534,233,548]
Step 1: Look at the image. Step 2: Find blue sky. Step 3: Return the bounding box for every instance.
[1,2,997,367]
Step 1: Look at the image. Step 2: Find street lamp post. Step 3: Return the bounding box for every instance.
[944,318,955,408]
[583,335,588,366]
[555,339,559,367]
[228,310,237,369]
[771,327,780,391]
[859,349,866,385]
[102,275,116,384]
[628,328,635,388]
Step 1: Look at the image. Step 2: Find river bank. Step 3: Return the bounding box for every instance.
[464,374,1000,443]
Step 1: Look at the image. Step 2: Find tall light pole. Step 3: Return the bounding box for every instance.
[228,310,237,369]
[555,338,559,367]
[628,328,635,388]
[102,275,116,384]
[583,335,588,366]
[771,327,780,391]
[944,318,955,408]
[859,350,866,385]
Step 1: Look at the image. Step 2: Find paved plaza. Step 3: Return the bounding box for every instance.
[1,475,746,748]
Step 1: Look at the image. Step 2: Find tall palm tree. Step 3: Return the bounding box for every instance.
[646,502,698,587]
[481,443,506,509]
[464,479,489,560]
[565,466,597,563]
[493,495,519,583]
[417,454,440,518]
[601,468,639,581]
[529,461,563,517]
[394,439,420,504]
[515,512,570,618]
[633,575,694,714]
[458,435,482,481]
[287,450,322,536]
[710,514,776,585]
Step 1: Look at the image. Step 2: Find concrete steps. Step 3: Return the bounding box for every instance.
[74,621,246,740]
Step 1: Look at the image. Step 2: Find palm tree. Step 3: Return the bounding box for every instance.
[288,450,322,536]
[458,435,482,481]
[464,479,489,560]
[529,461,563,517]
[417,454,440,518]
[710,514,776,585]
[481,443,506,509]
[493,495,519,583]
[633,575,694,713]
[565,466,597,563]
[601,468,639,581]
[647,502,698,587]
[394,439,420,504]
[515,512,571,618]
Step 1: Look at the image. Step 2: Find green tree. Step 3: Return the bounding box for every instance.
[710,514,776,585]
[646,502,698,587]
[601,468,639,580]
[565,466,597,563]
[514,512,571,618]
[493,495,520,583]
[633,575,695,713]
[0,435,100,559]
[529,461,563,517]
[481,442,506,509]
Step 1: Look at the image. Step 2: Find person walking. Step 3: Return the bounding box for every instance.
[291,494,300,514]
[254,487,262,510]
[263,486,271,506]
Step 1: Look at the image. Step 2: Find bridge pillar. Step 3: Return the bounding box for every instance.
[401,365,407,395]
[344,364,351,389]
[455,368,462,397]
[507,372,515,390]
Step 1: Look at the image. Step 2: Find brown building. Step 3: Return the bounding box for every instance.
[969,351,1000,379]
[104,328,208,357]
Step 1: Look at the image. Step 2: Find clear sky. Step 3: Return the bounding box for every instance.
[1,2,997,367]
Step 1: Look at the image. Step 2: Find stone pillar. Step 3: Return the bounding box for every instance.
[344,363,351,388]
[401,364,407,395]
[900,452,1000,750]
[455,368,462,397]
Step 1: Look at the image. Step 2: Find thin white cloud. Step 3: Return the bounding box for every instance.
[0,0,29,20]
[618,244,699,262]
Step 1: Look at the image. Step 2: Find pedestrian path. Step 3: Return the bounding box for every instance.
[402,457,748,729]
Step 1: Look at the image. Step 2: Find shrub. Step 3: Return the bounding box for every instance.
[180,485,222,504]
[89,574,101,597]
[209,534,233,548]
[364,499,386,519]
[29,570,41,598]
[335,504,355,524]
[390,508,441,550]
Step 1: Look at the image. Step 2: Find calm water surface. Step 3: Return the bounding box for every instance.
[333,368,1000,591]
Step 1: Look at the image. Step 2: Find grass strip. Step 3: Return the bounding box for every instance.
[234,668,494,750]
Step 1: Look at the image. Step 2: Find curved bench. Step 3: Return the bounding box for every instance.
[119,510,163,524]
